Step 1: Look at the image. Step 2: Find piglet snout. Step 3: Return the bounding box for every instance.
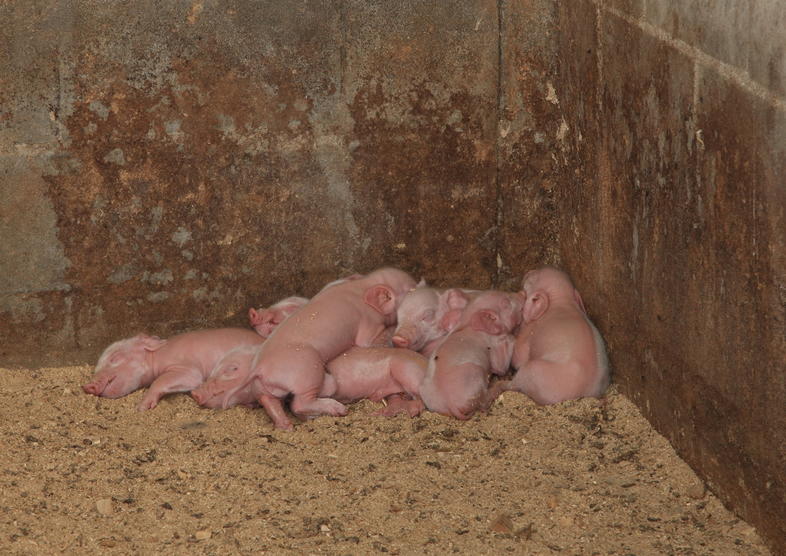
[391,335,410,348]
[82,382,101,396]
[191,389,207,405]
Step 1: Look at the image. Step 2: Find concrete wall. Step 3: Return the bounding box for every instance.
[1,0,523,364]
[552,1,785,552]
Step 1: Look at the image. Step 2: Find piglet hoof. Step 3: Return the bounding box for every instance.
[316,398,348,417]
[291,397,348,418]
[136,396,159,412]
[404,400,425,417]
[273,418,294,431]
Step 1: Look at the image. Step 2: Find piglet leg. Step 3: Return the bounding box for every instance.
[481,379,512,411]
[488,335,515,375]
[373,353,427,417]
[137,368,205,411]
[290,387,348,419]
[258,394,293,430]
[266,347,348,419]
[388,353,427,396]
[510,359,586,405]
[373,394,424,418]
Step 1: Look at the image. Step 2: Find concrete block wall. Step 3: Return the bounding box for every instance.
[552,1,785,553]
[1,0,523,364]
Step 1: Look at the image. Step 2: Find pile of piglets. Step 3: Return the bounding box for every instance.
[83,266,609,430]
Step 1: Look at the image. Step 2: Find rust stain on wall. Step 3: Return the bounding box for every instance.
[554,2,786,552]
[43,44,319,345]
[348,80,497,288]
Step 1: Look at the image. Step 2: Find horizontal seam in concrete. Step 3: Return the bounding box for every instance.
[2,144,56,156]
[595,1,786,114]
[1,285,72,296]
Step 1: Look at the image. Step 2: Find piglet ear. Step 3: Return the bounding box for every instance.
[470,309,504,335]
[363,284,397,315]
[439,288,469,312]
[437,289,470,331]
[416,278,427,288]
[139,334,167,351]
[573,289,587,315]
[523,291,549,322]
[248,308,261,326]
[439,309,463,332]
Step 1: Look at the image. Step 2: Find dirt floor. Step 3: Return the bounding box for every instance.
[0,364,772,555]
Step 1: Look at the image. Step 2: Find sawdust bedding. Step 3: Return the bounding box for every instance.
[0,364,771,555]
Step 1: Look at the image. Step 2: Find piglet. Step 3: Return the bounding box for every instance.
[190,344,263,408]
[391,285,479,356]
[248,296,309,337]
[191,345,428,418]
[489,267,610,405]
[83,328,264,411]
[235,267,417,429]
[322,347,427,417]
[247,275,363,337]
[419,290,524,419]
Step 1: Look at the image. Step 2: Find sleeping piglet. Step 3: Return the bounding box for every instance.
[419,290,524,420]
[488,266,610,404]
[247,275,363,337]
[391,285,479,356]
[83,328,264,411]
[248,296,309,337]
[191,345,428,419]
[232,267,417,429]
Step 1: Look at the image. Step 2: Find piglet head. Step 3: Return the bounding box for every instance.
[392,287,471,351]
[83,334,166,398]
[192,346,258,409]
[363,284,397,316]
[249,296,308,337]
[392,287,440,350]
[364,267,418,313]
[465,291,524,335]
[248,307,277,337]
[522,266,583,322]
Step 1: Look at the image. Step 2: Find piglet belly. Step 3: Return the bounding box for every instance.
[328,355,392,403]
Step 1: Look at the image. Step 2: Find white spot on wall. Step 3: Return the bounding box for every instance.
[88,101,110,120]
[147,292,170,303]
[143,269,173,286]
[545,82,559,105]
[216,114,236,134]
[149,206,163,235]
[165,120,183,142]
[447,109,463,128]
[171,227,192,247]
[103,148,126,165]
[108,264,136,284]
[556,118,569,142]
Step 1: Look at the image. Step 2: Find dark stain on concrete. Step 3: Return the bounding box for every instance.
[42,44,322,346]
[348,80,497,288]
[497,0,562,291]
[554,2,786,552]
